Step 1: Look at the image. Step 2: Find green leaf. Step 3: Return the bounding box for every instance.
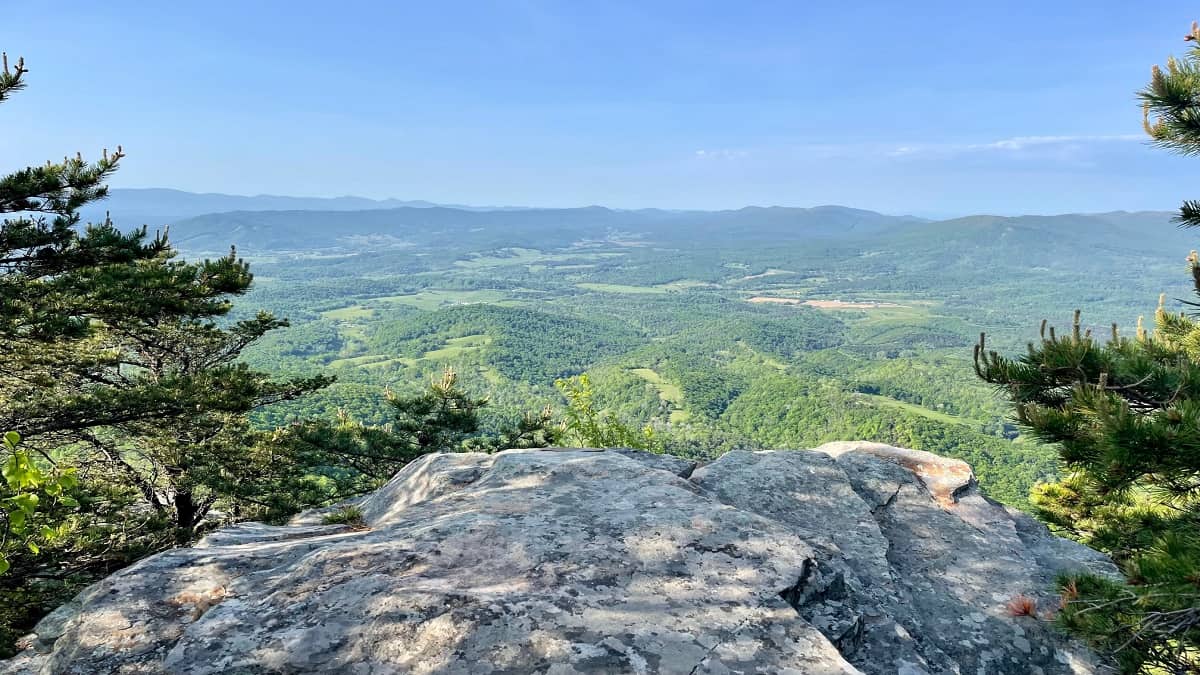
[1,453,19,487]
[0,556,9,576]
[2,431,18,449]
[11,492,38,513]
[2,451,42,490]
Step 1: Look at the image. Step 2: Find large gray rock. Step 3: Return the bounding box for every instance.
[695,443,1118,674]
[3,445,1116,674]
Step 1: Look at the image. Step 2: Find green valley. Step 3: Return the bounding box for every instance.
[209,206,1196,510]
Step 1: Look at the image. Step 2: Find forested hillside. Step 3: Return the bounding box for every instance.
[146,194,1186,512]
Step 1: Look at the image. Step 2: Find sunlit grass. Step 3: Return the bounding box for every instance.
[630,367,690,423]
[578,282,670,294]
[421,334,492,360]
[321,305,376,321]
[856,393,971,427]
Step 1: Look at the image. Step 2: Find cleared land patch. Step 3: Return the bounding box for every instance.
[747,296,905,309]
[361,357,417,370]
[422,334,493,361]
[455,248,627,269]
[372,290,509,311]
[328,354,391,368]
[453,248,545,268]
[630,368,690,424]
[579,280,719,294]
[321,305,376,321]
[856,393,971,427]
[738,268,796,281]
[328,335,491,371]
[659,279,721,291]
[578,283,670,295]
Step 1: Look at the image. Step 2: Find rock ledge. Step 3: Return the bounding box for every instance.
[3,444,1117,674]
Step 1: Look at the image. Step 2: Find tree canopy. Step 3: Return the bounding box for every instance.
[974,24,1200,672]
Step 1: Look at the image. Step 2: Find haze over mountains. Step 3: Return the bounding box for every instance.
[80,188,525,226]
[89,189,1187,258]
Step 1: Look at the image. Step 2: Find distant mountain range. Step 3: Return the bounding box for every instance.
[155,204,933,253]
[80,188,527,226]
[83,188,1186,256]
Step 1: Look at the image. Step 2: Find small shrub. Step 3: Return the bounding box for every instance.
[322,505,367,530]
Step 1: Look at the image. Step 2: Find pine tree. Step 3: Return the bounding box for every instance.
[278,368,559,508]
[0,51,331,539]
[75,301,331,539]
[973,24,1200,672]
[0,50,166,575]
[391,368,490,454]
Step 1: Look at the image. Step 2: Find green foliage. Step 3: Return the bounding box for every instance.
[368,304,643,383]
[390,368,490,454]
[1055,558,1200,674]
[0,54,336,649]
[978,309,1200,672]
[321,505,367,529]
[965,33,1200,670]
[277,368,560,512]
[0,468,173,657]
[722,373,1056,507]
[0,432,76,576]
[1142,21,1200,233]
[463,405,560,452]
[556,374,659,451]
[1141,23,1200,158]
[0,54,334,541]
[271,415,418,504]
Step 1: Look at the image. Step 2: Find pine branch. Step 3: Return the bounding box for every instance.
[0,52,27,104]
[1178,200,1200,228]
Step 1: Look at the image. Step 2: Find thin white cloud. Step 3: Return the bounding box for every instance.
[968,134,1142,151]
[694,149,749,160]
[886,134,1143,158]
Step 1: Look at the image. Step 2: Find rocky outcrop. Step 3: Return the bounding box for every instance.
[3,444,1117,674]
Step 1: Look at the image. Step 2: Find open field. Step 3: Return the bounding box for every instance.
[422,334,492,361]
[455,248,627,269]
[746,296,905,309]
[577,283,671,294]
[630,367,690,423]
[371,289,510,310]
[327,354,392,368]
[738,268,796,281]
[321,305,376,321]
[856,393,972,427]
[804,299,905,309]
[578,280,721,294]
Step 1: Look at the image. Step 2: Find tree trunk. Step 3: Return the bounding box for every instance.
[174,491,197,542]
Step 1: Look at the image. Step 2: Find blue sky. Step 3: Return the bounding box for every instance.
[5,1,1200,215]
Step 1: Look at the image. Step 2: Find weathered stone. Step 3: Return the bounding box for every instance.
[2,444,1117,674]
[815,442,1117,673]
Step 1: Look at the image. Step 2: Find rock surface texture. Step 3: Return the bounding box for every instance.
[3,443,1118,674]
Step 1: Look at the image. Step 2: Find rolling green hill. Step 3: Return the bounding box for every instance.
[193,197,1198,509]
